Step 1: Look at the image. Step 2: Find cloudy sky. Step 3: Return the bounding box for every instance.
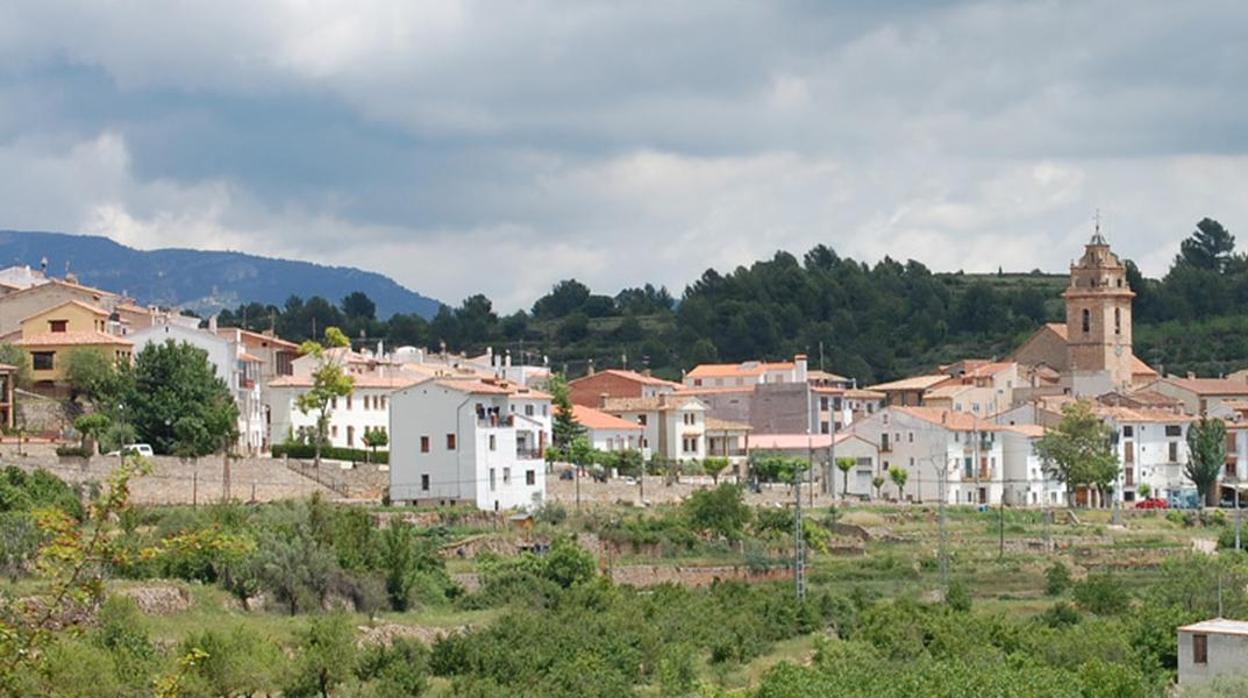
[1,1,1246,310]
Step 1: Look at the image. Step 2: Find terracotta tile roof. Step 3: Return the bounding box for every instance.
[1130,356,1158,376]
[704,417,752,432]
[568,404,642,431]
[748,432,871,450]
[1161,377,1248,396]
[1092,404,1194,424]
[962,361,1015,378]
[269,373,424,390]
[1002,424,1046,438]
[14,330,132,347]
[677,385,754,395]
[868,374,950,392]
[923,383,977,399]
[571,369,682,389]
[19,299,110,324]
[807,370,850,382]
[215,327,300,350]
[892,406,1002,432]
[686,360,794,379]
[844,388,886,400]
[434,378,552,399]
[602,395,701,412]
[1044,323,1069,340]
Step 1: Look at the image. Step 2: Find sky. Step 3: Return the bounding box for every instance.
[1,1,1247,312]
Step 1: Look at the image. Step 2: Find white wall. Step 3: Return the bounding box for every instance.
[269,386,394,449]
[1179,630,1248,686]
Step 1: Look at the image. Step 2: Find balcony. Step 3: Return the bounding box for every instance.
[477,414,515,428]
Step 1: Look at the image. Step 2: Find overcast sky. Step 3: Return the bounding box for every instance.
[2,1,1246,311]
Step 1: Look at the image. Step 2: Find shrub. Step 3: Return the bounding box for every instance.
[272,443,388,464]
[1045,561,1072,596]
[684,483,751,540]
[945,580,972,613]
[1073,572,1131,615]
[54,445,93,458]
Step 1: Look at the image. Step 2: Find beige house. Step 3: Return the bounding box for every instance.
[0,278,121,338]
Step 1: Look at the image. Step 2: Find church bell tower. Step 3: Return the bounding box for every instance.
[1064,229,1135,390]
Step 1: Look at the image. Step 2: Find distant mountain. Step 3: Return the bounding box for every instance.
[0,230,442,319]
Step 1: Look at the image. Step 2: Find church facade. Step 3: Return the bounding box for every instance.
[1011,233,1157,396]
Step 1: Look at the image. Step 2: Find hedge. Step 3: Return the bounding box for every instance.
[55,445,93,458]
[272,443,389,465]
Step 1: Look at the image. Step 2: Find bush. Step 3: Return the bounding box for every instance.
[1073,572,1131,615]
[55,445,93,458]
[945,580,972,612]
[272,443,389,464]
[1045,561,1072,596]
[684,483,751,540]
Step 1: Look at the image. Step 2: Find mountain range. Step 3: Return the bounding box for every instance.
[0,230,442,319]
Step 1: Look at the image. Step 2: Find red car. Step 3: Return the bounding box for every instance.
[1135,498,1168,510]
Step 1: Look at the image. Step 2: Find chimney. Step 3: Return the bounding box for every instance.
[587,359,595,375]
[643,368,652,377]
[208,314,218,333]
[1188,371,1196,380]
[794,354,808,382]
[505,351,512,368]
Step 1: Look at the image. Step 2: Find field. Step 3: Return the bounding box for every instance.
[4,463,1242,696]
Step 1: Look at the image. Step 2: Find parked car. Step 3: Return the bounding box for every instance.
[105,444,155,458]
[1135,497,1168,510]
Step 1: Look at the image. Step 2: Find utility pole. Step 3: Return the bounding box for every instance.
[1236,481,1242,551]
[937,451,948,589]
[794,458,806,602]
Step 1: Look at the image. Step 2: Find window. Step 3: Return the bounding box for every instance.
[908,432,914,443]
[331,425,338,438]
[48,319,67,333]
[881,433,891,452]
[1165,425,1182,437]
[32,352,54,370]
[346,395,353,410]
[1169,442,1179,463]
[331,397,337,410]
[379,396,387,409]
[446,434,456,450]
[526,470,536,485]
[1082,308,1090,334]
[489,468,496,491]
[421,474,430,491]
[1114,308,1122,335]
[420,436,430,453]
[1123,426,1134,437]
[347,426,354,446]
[820,397,829,410]
[638,415,648,426]
[1193,634,1208,665]
[503,467,511,484]
[489,434,496,451]
[820,423,829,434]
[525,404,535,417]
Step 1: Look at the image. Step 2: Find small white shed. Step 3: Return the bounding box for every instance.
[1178,618,1248,686]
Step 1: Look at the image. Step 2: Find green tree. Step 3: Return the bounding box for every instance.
[548,374,585,456]
[295,328,354,467]
[871,475,886,500]
[836,457,855,498]
[63,347,129,411]
[684,483,751,540]
[1178,218,1237,272]
[1186,417,1227,506]
[340,291,376,320]
[889,467,908,501]
[284,613,357,698]
[125,340,239,457]
[73,412,110,455]
[541,537,597,588]
[1045,561,1072,596]
[703,456,729,484]
[363,428,389,462]
[1034,401,1118,507]
[0,342,31,389]
[179,624,282,698]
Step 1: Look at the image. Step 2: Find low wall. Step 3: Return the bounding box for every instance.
[546,475,843,509]
[451,563,792,593]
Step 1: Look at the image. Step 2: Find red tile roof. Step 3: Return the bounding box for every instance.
[568,405,642,430]
[14,331,132,347]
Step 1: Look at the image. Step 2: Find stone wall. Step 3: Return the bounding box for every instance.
[546,474,840,508]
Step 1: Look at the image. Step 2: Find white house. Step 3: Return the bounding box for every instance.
[683,354,810,389]
[601,394,707,463]
[999,425,1066,507]
[389,378,552,511]
[128,319,266,453]
[267,372,422,450]
[850,406,1005,505]
[1178,619,1248,687]
[569,404,644,452]
[1098,405,1194,503]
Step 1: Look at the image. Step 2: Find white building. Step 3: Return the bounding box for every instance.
[850,406,1005,505]
[1178,619,1248,687]
[684,354,810,388]
[1098,406,1194,503]
[268,372,421,450]
[602,394,707,463]
[570,404,644,452]
[999,425,1066,507]
[128,319,266,452]
[389,378,552,511]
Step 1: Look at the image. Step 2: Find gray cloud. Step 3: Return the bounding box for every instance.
[1,1,1247,310]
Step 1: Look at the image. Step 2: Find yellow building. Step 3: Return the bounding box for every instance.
[13,300,133,392]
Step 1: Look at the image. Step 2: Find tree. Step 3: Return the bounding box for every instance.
[73,413,110,455]
[532,279,591,318]
[871,475,886,500]
[703,457,729,484]
[62,347,128,411]
[340,291,376,320]
[295,328,354,467]
[0,342,31,389]
[126,341,238,457]
[1034,401,1118,507]
[548,374,585,457]
[363,428,388,462]
[684,483,751,540]
[284,613,357,698]
[1187,417,1227,506]
[836,457,855,498]
[1178,218,1237,272]
[889,467,908,502]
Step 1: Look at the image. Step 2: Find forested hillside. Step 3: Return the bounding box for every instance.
[217,218,1247,383]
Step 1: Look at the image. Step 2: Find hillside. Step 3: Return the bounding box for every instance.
[0,230,441,319]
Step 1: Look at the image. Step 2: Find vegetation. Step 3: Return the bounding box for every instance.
[1035,401,1120,507]
[294,327,354,467]
[1186,418,1227,506]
